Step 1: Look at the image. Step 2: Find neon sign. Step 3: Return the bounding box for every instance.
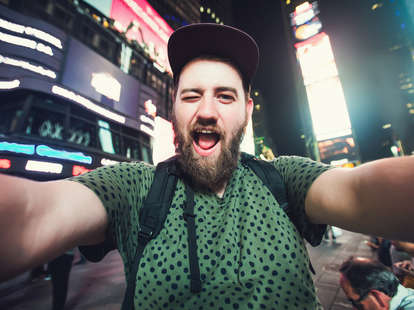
[0,159,11,169]
[51,85,126,124]
[0,31,53,56]
[91,72,121,102]
[0,79,20,89]
[72,165,92,176]
[36,145,92,164]
[25,160,63,174]
[0,54,57,79]
[0,141,35,155]
[0,17,62,49]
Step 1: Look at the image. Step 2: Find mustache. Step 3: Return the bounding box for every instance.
[190,118,224,138]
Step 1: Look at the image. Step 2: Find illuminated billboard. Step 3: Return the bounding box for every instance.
[110,0,174,72]
[61,38,155,134]
[0,6,66,81]
[295,32,352,141]
[317,135,358,164]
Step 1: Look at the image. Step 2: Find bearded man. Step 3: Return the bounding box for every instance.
[1,23,414,310]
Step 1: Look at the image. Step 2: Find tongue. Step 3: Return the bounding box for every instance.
[198,134,217,150]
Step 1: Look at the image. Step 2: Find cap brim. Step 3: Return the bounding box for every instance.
[168,23,259,84]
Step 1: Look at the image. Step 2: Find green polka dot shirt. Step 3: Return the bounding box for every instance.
[70,155,332,309]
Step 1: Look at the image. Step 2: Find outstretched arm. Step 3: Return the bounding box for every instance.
[0,174,107,281]
[305,156,414,241]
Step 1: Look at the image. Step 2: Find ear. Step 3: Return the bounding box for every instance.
[246,97,253,119]
[370,289,391,308]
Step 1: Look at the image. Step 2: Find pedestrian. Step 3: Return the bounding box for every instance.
[339,256,414,309]
[1,23,414,309]
[48,250,74,310]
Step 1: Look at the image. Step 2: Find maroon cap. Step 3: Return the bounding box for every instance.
[168,23,259,84]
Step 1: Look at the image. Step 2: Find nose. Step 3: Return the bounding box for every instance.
[196,94,219,122]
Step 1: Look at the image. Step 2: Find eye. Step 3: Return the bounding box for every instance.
[217,93,235,103]
[182,95,200,102]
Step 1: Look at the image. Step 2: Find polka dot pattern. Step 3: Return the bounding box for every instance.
[70,156,332,309]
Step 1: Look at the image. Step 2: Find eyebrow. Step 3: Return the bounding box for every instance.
[180,88,202,95]
[215,87,239,98]
[179,87,239,98]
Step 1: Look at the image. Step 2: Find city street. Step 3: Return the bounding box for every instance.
[0,230,375,309]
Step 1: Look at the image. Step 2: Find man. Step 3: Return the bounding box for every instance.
[339,256,414,309]
[0,23,414,309]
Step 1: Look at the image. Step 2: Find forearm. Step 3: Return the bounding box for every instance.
[0,174,41,280]
[351,156,414,240]
[307,156,414,241]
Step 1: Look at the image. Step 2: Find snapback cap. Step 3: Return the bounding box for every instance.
[168,23,259,84]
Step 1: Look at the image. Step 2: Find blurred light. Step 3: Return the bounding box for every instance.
[220,22,224,25]
[0,79,20,89]
[407,103,413,108]
[72,165,91,176]
[0,17,62,49]
[52,85,126,124]
[212,12,215,18]
[36,145,92,164]
[409,109,414,114]
[216,18,220,23]
[145,99,157,117]
[101,158,119,166]
[395,10,400,17]
[390,146,399,157]
[0,54,56,79]
[140,115,155,127]
[0,31,53,56]
[25,160,63,174]
[371,3,383,10]
[400,83,412,90]
[286,0,291,4]
[207,8,211,14]
[330,158,348,166]
[91,73,121,102]
[0,159,11,169]
[300,134,305,139]
[200,6,204,13]
[140,124,154,136]
[401,23,405,29]
[382,123,392,129]
[153,62,165,72]
[295,2,311,13]
[254,91,259,96]
[0,141,35,154]
[255,104,261,111]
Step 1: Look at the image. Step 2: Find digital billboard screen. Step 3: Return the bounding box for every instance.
[61,37,156,133]
[0,5,66,82]
[295,32,352,141]
[110,0,174,72]
[318,135,358,165]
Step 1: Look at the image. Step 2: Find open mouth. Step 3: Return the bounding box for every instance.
[192,129,221,156]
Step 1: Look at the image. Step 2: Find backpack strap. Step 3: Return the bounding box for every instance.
[240,152,316,274]
[240,152,287,210]
[121,157,178,310]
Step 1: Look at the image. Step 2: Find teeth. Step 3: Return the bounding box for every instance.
[198,130,214,134]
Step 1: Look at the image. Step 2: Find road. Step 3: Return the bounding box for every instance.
[0,230,376,309]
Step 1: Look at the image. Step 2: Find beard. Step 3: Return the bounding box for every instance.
[172,115,247,193]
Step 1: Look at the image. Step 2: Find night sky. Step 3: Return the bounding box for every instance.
[232,0,308,157]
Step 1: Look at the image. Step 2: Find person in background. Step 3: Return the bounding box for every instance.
[339,256,414,309]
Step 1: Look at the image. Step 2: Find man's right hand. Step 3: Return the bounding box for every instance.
[0,174,107,281]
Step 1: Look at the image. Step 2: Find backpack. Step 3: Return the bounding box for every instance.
[121,152,310,309]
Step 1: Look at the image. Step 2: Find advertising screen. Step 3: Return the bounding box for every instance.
[0,6,66,82]
[318,135,358,165]
[61,37,155,133]
[295,32,352,141]
[110,0,174,72]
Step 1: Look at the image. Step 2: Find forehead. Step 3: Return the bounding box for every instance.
[177,59,244,90]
